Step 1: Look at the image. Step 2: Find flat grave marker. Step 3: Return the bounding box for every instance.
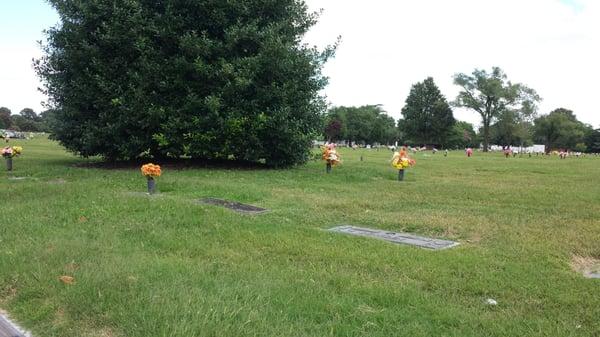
[0,313,29,337]
[197,198,269,215]
[329,225,459,250]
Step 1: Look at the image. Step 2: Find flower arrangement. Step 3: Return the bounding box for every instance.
[141,163,161,178]
[322,144,340,165]
[322,144,341,173]
[391,148,415,181]
[2,146,22,171]
[2,146,22,158]
[141,163,161,194]
[391,149,415,169]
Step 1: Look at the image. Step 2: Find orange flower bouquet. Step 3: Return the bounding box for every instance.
[141,163,161,194]
[322,144,341,173]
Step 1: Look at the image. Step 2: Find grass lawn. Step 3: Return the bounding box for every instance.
[1,136,599,337]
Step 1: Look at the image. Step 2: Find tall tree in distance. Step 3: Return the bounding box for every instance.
[11,108,43,132]
[19,108,40,122]
[533,108,590,152]
[0,107,11,129]
[490,110,533,147]
[446,121,479,149]
[453,67,540,151]
[585,128,600,153]
[324,105,397,145]
[36,0,336,166]
[401,77,455,147]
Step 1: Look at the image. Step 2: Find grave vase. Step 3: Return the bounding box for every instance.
[398,169,404,181]
[326,162,332,173]
[147,177,156,194]
[5,157,12,171]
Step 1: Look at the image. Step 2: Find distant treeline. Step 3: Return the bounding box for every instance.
[0,107,53,133]
[323,72,600,153]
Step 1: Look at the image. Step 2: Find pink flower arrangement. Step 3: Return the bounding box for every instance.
[1,147,13,157]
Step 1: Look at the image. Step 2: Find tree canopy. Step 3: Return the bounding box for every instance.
[585,128,600,153]
[533,108,591,152]
[400,77,455,146]
[453,67,540,151]
[324,105,397,145]
[489,110,533,147]
[0,107,11,129]
[36,0,335,166]
[446,121,479,149]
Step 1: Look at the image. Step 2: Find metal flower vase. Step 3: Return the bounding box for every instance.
[6,157,12,171]
[398,169,404,181]
[147,177,156,194]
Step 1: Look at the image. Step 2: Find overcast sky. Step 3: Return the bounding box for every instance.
[1,0,598,128]
[303,0,600,127]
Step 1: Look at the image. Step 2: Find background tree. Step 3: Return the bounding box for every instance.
[489,110,533,147]
[533,108,590,152]
[38,109,58,133]
[324,119,343,142]
[324,105,397,145]
[396,119,408,145]
[19,108,40,121]
[36,0,335,166]
[585,128,600,153]
[323,106,348,142]
[446,121,479,149]
[401,77,455,146]
[372,112,397,145]
[0,107,11,129]
[10,108,43,132]
[453,67,540,151]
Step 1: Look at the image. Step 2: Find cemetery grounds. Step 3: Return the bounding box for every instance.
[1,136,599,337]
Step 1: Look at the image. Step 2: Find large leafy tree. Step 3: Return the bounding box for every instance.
[533,108,590,152]
[11,108,44,132]
[489,110,533,147]
[324,105,397,144]
[453,67,540,151]
[0,107,11,129]
[446,121,479,149]
[401,77,455,146]
[585,128,600,153]
[36,0,335,166]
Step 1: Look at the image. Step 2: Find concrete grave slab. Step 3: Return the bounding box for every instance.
[0,313,30,337]
[198,198,269,215]
[329,225,459,250]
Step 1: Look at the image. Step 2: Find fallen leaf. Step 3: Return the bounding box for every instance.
[78,216,87,223]
[59,276,75,285]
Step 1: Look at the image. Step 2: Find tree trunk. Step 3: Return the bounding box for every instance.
[482,119,490,152]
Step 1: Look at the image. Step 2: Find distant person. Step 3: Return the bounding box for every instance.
[466,148,473,157]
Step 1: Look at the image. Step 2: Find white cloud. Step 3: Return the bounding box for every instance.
[304,0,600,127]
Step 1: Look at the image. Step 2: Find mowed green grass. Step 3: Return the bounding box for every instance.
[1,136,599,337]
